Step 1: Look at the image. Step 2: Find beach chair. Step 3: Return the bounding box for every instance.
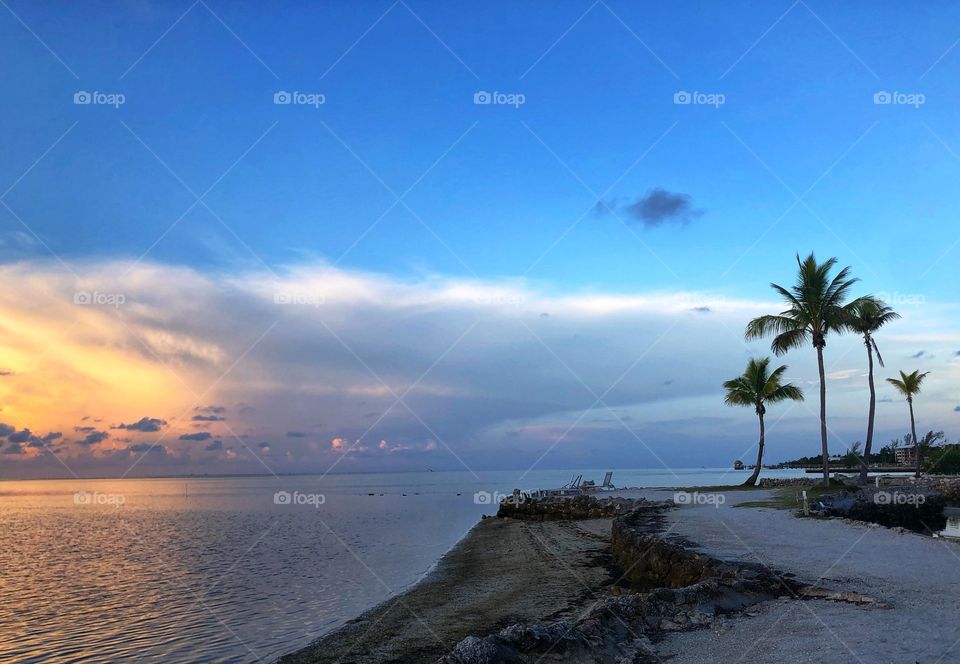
[601,471,614,489]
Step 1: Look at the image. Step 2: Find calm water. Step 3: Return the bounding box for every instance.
[0,468,804,663]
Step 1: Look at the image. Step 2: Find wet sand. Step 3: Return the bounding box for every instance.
[277,517,614,664]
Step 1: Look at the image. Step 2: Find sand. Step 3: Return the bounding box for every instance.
[277,488,960,664]
[651,488,960,664]
[276,517,615,664]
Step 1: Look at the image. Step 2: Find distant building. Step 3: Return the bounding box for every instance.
[894,444,917,466]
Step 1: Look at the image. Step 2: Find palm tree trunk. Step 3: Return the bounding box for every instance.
[743,410,765,486]
[817,345,829,485]
[909,398,920,478]
[860,340,876,484]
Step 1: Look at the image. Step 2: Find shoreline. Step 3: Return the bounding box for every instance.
[277,515,617,664]
[278,488,960,664]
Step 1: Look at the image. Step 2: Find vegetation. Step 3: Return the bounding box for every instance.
[745,253,863,485]
[723,357,804,486]
[847,297,900,482]
[886,370,931,478]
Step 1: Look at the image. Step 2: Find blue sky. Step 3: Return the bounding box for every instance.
[2,1,960,478]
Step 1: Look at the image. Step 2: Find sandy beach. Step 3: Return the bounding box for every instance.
[278,487,960,664]
[277,517,616,664]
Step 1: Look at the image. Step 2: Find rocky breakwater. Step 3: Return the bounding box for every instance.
[814,486,946,532]
[439,501,802,664]
[495,494,639,521]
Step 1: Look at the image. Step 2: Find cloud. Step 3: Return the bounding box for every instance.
[954,406,960,412]
[0,423,15,437]
[195,405,227,414]
[4,442,25,454]
[191,415,225,422]
[689,306,711,314]
[127,442,164,453]
[0,258,957,477]
[0,369,13,376]
[8,429,33,443]
[205,439,223,451]
[179,432,212,441]
[114,417,167,432]
[623,188,703,228]
[911,350,930,359]
[79,431,109,446]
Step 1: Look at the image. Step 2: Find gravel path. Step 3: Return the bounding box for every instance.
[652,489,960,664]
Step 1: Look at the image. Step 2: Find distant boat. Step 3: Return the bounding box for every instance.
[734,460,745,470]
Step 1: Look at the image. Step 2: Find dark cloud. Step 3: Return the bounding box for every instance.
[127,442,164,453]
[911,350,928,359]
[74,426,96,433]
[195,405,227,414]
[4,442,25,454]
[258,441,271,449]
[954,406,960,412]
[8,429,32,443]
[623,188,703,228]
[0,423,14,437]
[191,415,225,422]
[286,431,307,438]
[0,369,13,376]
[114,417,167,432]
[43,432,62,442]
[179,432,212,441]
[79,431,109,446]
[690,306,711,314]
[204,439,223,451]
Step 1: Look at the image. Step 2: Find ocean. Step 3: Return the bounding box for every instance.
[0,468,806,662]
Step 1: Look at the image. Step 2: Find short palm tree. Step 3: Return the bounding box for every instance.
[745,253,860,485]
[723,357,804,486]
[886,370,930,478]
[848,297,900,482]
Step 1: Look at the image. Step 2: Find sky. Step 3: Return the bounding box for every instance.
[1,0,959,479]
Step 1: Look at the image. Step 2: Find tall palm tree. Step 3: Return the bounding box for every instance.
[848,297,900,482]
[745,253,860,485]
[886,370,930,478]
[723,357,804,486]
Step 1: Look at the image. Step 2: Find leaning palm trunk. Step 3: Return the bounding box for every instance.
[816,344,829,485]
[743,407,765,486]
[860,341,877,483]
[909,398,920,478]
